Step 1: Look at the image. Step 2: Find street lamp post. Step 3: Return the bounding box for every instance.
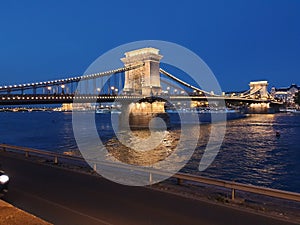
[61,84,65,94]
[166,86,170,95]
[111,86,115,95]
[47,86,52,94]
[97,88,101,95]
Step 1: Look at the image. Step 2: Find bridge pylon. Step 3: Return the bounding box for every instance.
[121,47,162,96]
[119,48,169,129]
[249,81,269,99]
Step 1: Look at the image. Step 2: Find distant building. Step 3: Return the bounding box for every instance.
[64,103,94,111]
[61,103,73,111]
[270,84,300,105]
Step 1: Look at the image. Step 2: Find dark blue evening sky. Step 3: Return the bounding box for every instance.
[0,0,299,91]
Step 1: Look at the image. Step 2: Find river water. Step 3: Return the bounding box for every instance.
[0,111,299,192]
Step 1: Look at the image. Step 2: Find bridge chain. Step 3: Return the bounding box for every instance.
[0,63,144,93]
[159,68,216,96]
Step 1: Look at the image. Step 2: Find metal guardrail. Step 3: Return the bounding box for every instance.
[173,173,300,202]
[1,143,300,202]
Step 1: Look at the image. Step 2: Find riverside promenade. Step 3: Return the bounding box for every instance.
[1,150,298,225]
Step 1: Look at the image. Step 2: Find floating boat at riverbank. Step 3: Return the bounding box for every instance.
[95,108,122,114]
[166,108,246,124]
[280,108,300,114]
[96,108,110,114]
[292,110,300,114]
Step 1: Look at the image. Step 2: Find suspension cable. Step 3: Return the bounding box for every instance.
[0,63,144,93]
[159,68,216,96]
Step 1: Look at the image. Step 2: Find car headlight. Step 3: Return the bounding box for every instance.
[0,175,9,184]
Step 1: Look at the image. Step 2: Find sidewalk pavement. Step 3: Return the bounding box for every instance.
[0,200,52,225]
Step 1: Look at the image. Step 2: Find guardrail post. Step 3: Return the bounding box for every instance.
[54,156,58,164]
[231,188,235,201]
[149,172,152,185]
[25,151,29,158]
[177,178,183,185]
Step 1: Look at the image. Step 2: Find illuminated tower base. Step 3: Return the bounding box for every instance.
[120,101,169,129]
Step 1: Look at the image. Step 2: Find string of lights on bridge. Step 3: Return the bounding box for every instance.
[0,63,282,106]
[0,63,144,93]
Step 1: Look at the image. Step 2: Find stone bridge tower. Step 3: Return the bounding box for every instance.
[121,48,162,96]
[249,81,269,99]
[248,81,271,113]
[119,48,169,129]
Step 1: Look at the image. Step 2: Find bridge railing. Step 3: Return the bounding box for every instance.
[1,143,300,202]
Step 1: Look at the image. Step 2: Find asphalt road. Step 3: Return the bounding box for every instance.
[0,153,296,225]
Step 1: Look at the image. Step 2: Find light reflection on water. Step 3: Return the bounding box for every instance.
[106,129,179,166]
[193,114,300,192]
[0,112,299,192]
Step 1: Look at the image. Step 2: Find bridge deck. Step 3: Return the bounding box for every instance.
[0,94,282,105]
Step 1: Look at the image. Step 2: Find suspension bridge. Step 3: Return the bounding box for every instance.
[0,48,282,112]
